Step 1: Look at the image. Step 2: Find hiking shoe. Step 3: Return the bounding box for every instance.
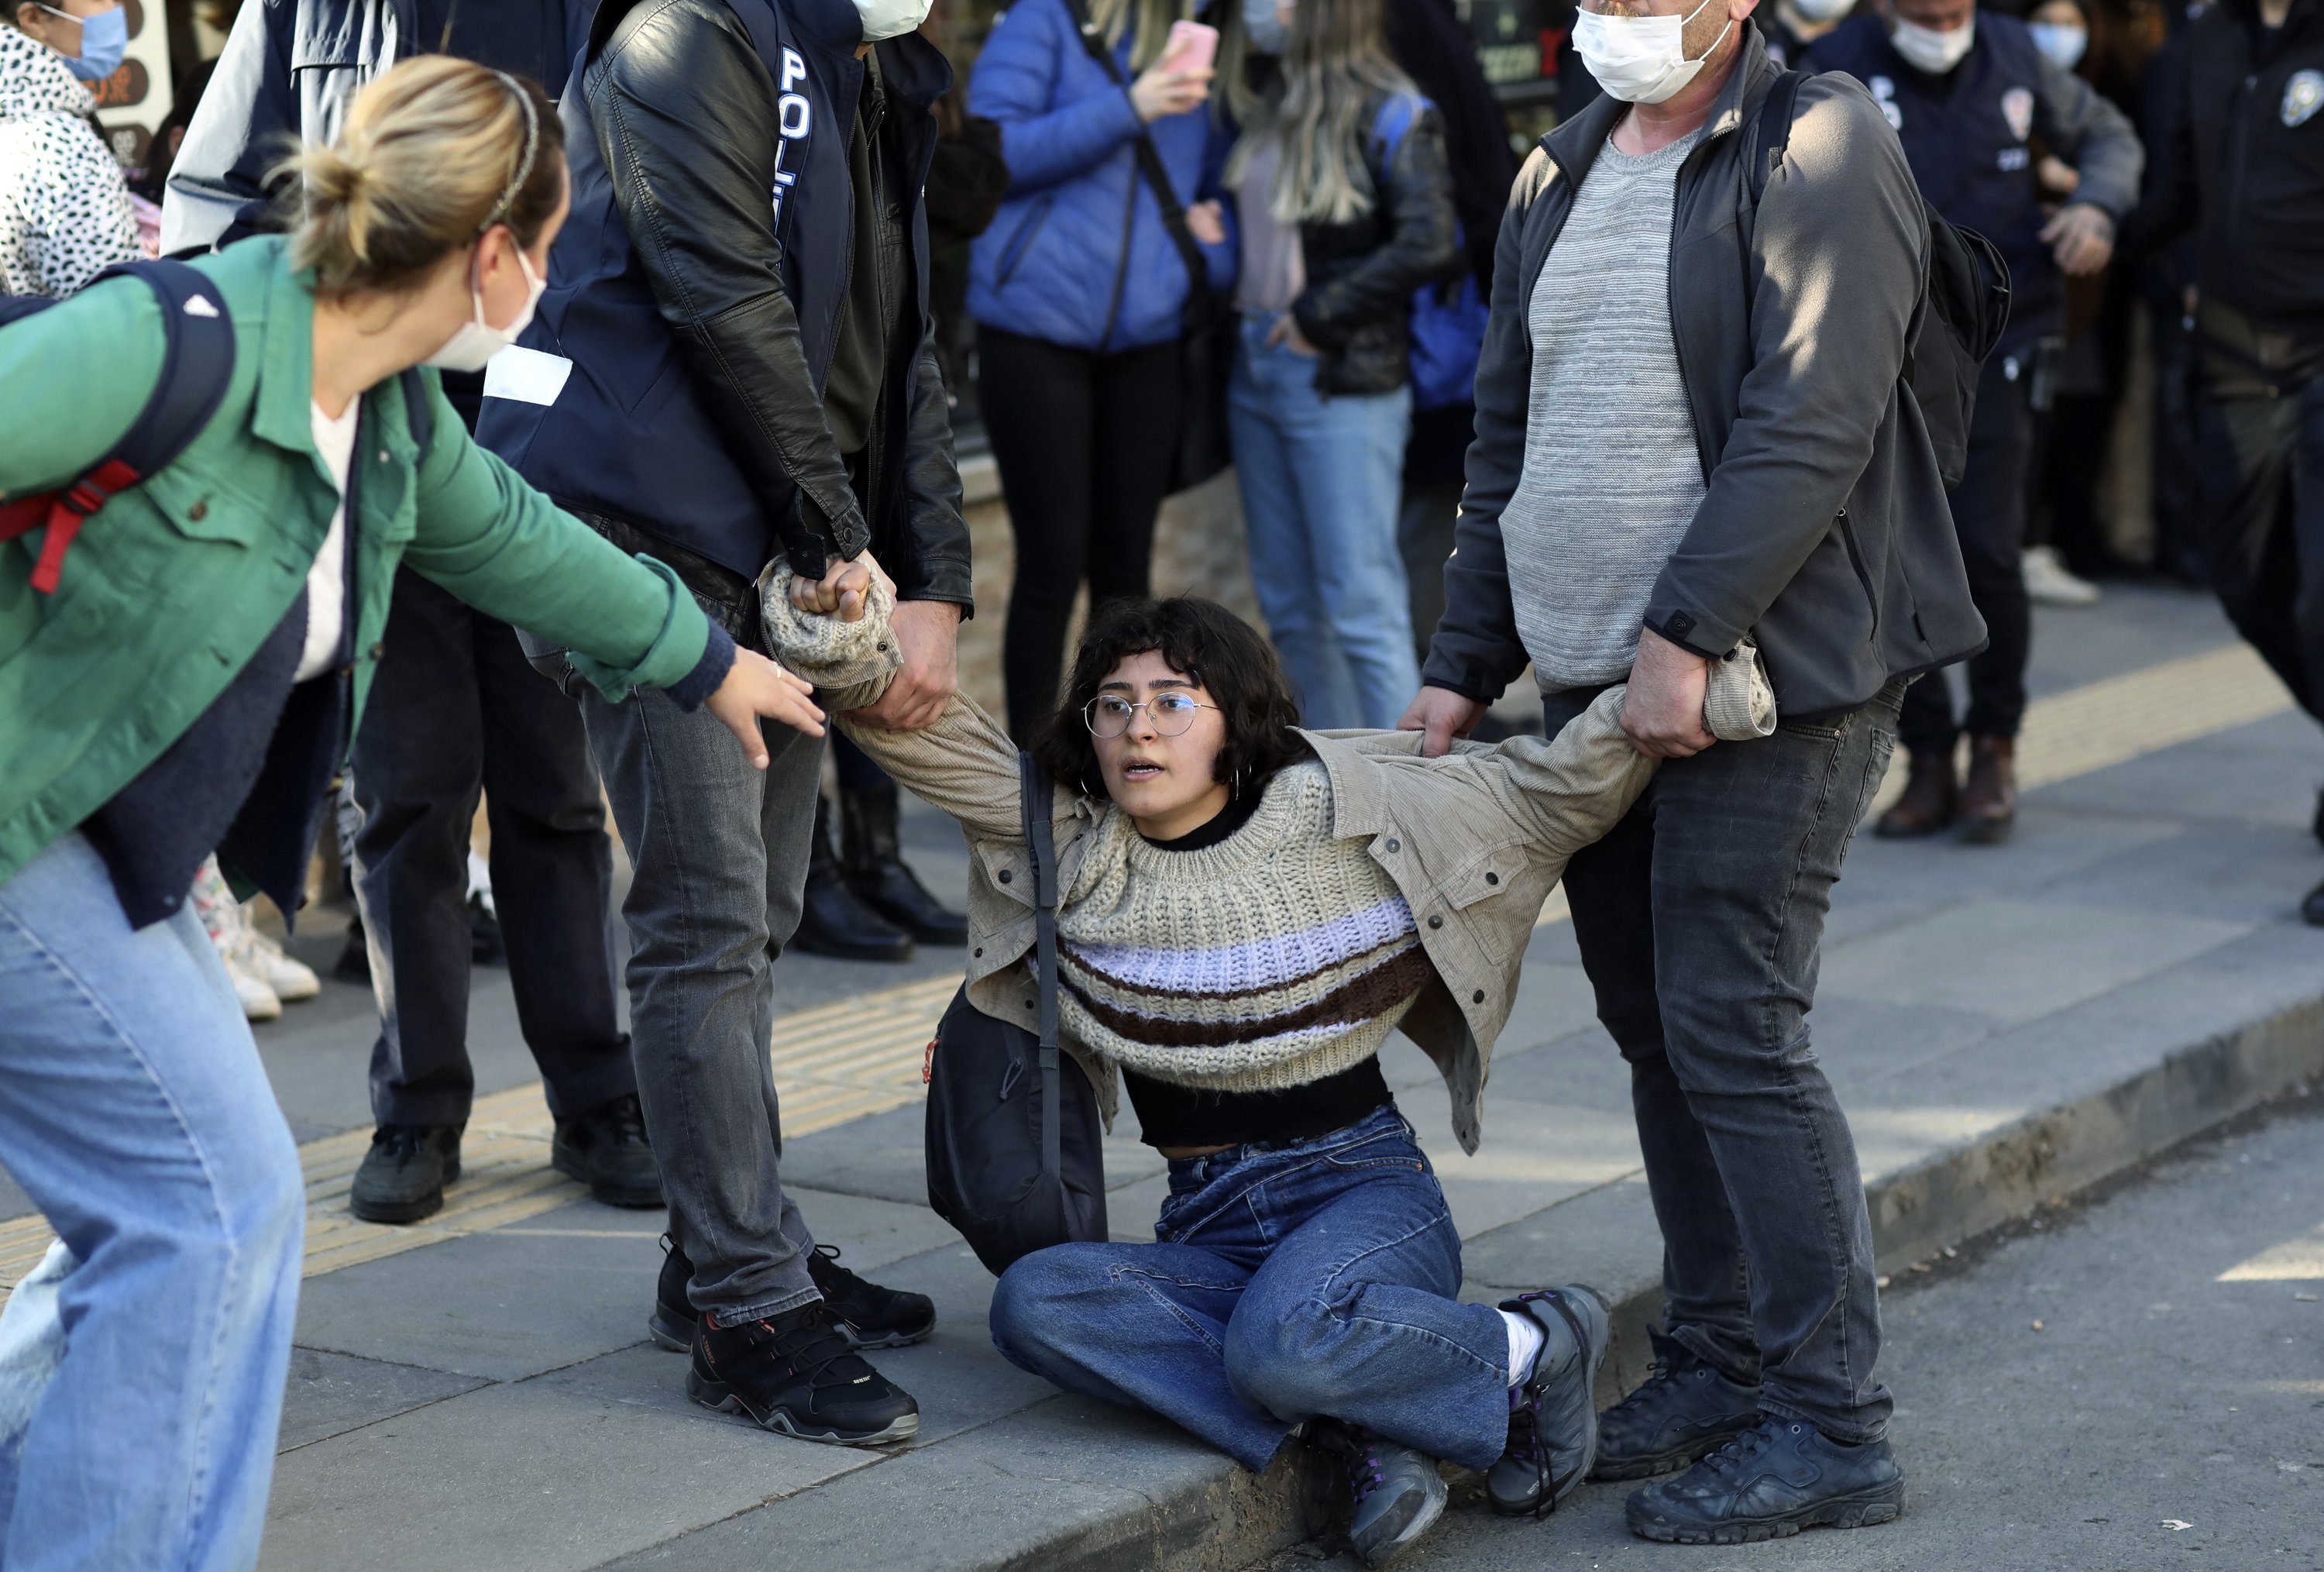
[1307,1420,1446,1568]
[686,1302,920,1446]
[1486,1285,1609,1517]
[349,1124,463,1224]
[552,1091,662,1208]
[649,1233,695,1352]
[1591,1327,1763,1481]
[1626,1416,1903,1543]
[807,1244,936,1349]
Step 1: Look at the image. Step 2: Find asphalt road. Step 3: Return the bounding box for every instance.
[1270,1089,2324,1572]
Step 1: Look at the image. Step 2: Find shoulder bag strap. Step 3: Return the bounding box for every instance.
[1061,0,1213,325]
[1018,750,1063,1185]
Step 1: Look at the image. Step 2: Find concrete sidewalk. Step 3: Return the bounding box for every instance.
[33,584,2324,1571]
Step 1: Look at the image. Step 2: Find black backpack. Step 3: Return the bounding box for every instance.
[1,260,435,595]
[1746,71,2012,489]
[0,260,236,592]
[923,752,1109,1277]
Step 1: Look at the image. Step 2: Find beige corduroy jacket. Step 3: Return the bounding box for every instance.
[762,573,1773,1153]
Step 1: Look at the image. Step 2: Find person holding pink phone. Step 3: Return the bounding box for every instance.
[967,0,1239,738]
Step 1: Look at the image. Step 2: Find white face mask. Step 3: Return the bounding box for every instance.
[1572,0,1734,107]
[851,0,933,42]
[1889,14,1975,74]
[1786,0,1855,24]
[1243,0,1288,54]
[424,243,545,373]
[2027,20,2087,68]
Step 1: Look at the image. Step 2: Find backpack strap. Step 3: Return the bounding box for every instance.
[0,259,234,593]
[400,366,434,460]
[1017,751,1063,1186]
[1745,68,1807,208]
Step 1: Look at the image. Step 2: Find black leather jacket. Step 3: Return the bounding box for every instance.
[1281,89,1459,397]
[579,0,970,607]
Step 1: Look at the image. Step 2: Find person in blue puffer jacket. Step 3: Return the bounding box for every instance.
[968,0,1238,736]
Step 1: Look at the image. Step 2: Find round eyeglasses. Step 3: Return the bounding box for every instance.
[1083,691,1219,738]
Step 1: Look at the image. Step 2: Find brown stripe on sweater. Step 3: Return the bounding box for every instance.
[1064,941,1435,1051]
[1062,932,1421,1007]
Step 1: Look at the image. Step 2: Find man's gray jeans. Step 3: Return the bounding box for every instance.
[1545,679,1905,1443]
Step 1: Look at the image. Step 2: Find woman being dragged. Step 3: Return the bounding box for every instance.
[769,561,1770,1567]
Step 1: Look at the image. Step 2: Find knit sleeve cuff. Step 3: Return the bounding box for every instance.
[664,621,736,713]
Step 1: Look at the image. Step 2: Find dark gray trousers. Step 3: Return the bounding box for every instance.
[1544,679,1904,1443]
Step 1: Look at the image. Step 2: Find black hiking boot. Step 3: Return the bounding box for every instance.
[551,1090,662,1208]
[840,780,968,946]
[792,796,914,961]
[1590,1327,1764,1481]
[349,1123,463,1224]
[649,1233,694,1352]
[686,1302,920,1446]
[1625,1416,1903,1543]
[807,1243,937,1349]
[1485,1285,1609,1517]
[1306,1419,1447,1568]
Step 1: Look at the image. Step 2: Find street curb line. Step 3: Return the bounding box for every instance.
[930,987,2324,1572]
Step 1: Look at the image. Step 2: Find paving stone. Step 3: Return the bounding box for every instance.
[1817,896,2250,1026]
[277,1347,487,1453]
[2035,711,2324,831]
[2028,820,2324,925]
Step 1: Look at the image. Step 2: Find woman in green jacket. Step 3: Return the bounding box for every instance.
[0,57,823,1570]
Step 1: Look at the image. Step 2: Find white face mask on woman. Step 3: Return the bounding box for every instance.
[2027,20,2088,69]
[1571,0,1734,107]
[1889,15,1976,74]
[423,243,545,373]
[1786,0,1856,24]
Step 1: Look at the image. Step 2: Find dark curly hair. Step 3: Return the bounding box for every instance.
[1030,597,1312,803]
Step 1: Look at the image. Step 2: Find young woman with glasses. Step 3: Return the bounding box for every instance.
[767,557,1772,1567]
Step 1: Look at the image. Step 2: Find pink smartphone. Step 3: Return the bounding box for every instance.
[1159,19,1219,76]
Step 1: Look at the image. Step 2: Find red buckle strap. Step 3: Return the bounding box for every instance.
[1,457,141,593]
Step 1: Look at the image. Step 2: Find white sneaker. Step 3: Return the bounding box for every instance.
[235,927,321,1003]
[2023,545,2101,607]
[225,958,284,1023]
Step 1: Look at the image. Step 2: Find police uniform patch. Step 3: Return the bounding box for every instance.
[2002,85,2034,143]
[2286,70,2324,129]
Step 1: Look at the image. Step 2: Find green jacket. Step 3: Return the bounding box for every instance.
[0,236,714,889]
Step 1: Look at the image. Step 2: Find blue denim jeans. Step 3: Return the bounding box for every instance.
[0,833,306,1570]
[988,1105,1510,1473]
[1230,318,1421,730]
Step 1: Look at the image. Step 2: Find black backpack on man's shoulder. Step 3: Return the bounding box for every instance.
[1746,71,2011,489]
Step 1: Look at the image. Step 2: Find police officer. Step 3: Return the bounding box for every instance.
[2121,0,2324,919]
[1812,0,2143,842]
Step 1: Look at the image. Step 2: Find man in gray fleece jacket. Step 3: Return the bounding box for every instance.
[1403,1,1983,1546]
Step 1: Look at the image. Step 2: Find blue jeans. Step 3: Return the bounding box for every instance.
[0,834,306,1570]
[1230,318,1421,730]
[988,1106,1510,1473]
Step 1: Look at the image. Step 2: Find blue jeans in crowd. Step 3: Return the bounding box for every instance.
[1229,318,1422,730]
[0,833,306,1570]
[988,1104,1511,1474]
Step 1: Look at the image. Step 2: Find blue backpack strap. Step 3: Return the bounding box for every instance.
[0,258,233,593]
[1369,90,1424,167]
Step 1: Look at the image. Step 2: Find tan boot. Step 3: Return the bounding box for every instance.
[1875,750,1958,838]
[1958,735,2018,843]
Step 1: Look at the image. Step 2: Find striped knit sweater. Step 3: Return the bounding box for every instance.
[1052,761,1431,1093]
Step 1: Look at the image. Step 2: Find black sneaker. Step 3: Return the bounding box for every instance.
[1306,1420,1447,1569]
[1591,1327,1764,1480]
[1486,1285,1609,1517]
[686,1302,920,1446]
[552,1091,662,1209]
[648,1233,694,1352]
[1625,1416,1904,1544]
[807,1243,936,1349]
[349,1123,463,1224]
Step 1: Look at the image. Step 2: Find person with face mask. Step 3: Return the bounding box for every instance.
[160,1,684,1231]
[2,0,122,84]
[1809,0,2143,841]
[0,57,825,1567]
[1403,0,1988,1544]
[1762,0,1855,67]
[472,0,974,1446]
[0,7,135,296]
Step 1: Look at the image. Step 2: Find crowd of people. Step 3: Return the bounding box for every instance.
[0,0,2318,1566]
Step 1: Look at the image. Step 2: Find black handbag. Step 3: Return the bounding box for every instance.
[923,752,1109,1276]
[1064,0,1236,493]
